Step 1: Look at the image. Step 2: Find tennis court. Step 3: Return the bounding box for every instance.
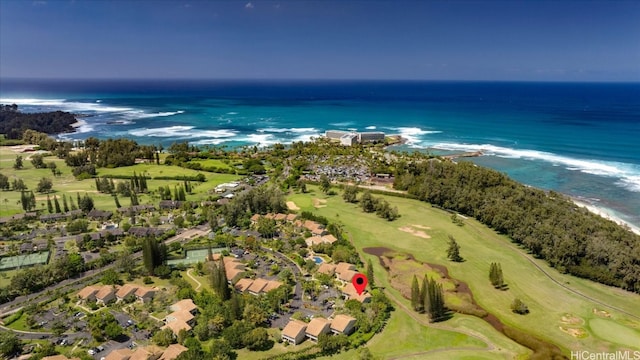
[167,248,225,266]
[0,251,50,270]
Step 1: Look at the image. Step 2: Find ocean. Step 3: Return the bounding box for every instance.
[1,79,639,228]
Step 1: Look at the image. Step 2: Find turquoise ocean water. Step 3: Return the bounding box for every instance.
[1,80,639,228]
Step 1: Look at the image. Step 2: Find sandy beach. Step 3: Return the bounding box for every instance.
[573,200,640,235]
[70,119,87,128]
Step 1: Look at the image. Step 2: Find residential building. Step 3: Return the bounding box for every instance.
[305,317,331,342]
[104,348,134,360]
[77,285,99,302]
[95,286,116,305]
[116,284,138,302]
[330,314,357,335]
[281,320,307,345]
[135,287,156,303]
[158,344,188,360]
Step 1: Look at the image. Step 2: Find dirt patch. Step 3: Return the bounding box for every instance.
[593,308,611,318]
[286,201,300,211]
[561,314,583,325]
[398,226,431,239]
[559,326,587,338]
[312,198,327,208]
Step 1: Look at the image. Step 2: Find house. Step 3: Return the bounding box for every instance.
[262,280,283,293]
[250,214,261,224]
[135,287,156,303]
[317,263,336,276]
[234,278,254,293]
[340,133,358,146]
[161,319,192,336]
[170,299,198,314]
[305,317,331,342]
[104,348,134,360]
[342,283,372,303]
[129,346,162,360]
[165,311,195,326]
[116,284,138,302]
[274,213,287,222]
[286,213,298,222]
[281,320,307,345]
[330,314,357,335]
[320,234,338,244]
[87,208,113,221]
[247,278,269,295]
[96,286,116,305]
[306,234,338,247]
[77,285,99,302]
[158,344,188,360]
[159,200,184,210]
[334,262,356,276]
[302,220,326,236]
[338,269,358,283]
[42,355,81,360]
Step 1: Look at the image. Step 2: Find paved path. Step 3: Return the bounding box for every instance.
[185,269,202,291]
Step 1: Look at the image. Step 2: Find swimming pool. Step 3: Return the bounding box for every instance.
[313,256,323,264]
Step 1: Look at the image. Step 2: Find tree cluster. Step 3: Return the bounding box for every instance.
[411,275,447,322]
[142,237,167,276]
[394,158,640,293]
[358,190,400,221]
[0,106,76,139]
[489,262,505,289]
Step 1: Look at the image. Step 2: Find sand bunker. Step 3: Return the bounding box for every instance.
[593,308,611,318]
[411,224,432,230]
[398,225,431,239]
[286,201,300,211]
[561,314,583,325]
[312,198,327,208]
[559,326,587,338]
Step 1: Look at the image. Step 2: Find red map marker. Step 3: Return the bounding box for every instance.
[352,273,368,295]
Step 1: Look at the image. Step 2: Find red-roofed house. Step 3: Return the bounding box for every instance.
[116,284,138,302]
[158,344,188,360]
[96,286,116,305]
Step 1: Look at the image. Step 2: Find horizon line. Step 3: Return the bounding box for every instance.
[1,77,639,84]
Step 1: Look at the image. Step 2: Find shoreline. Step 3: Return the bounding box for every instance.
[572,199,640,235]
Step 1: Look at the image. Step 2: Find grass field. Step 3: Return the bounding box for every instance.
[290,186,640,358]
[0,147,240,216]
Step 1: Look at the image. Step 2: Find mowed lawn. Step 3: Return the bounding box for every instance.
[292,186,640,356]
[0,147,240,215]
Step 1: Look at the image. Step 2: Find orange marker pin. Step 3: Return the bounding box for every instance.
[352,273,368,295]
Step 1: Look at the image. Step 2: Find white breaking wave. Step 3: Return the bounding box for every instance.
[394,126,442,145]
[130,110,185,119]
[226,112,238,115]
[365,126,377,130]
[431,142,640,193]
[258,127,318,133]
[242,133,278,146]
[1,98,133,113]
[128,126,236,139]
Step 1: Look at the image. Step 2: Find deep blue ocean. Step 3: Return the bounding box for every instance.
[1,79,639,228]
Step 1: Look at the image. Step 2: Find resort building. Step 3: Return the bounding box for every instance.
[325,130,386,145]
[104,348,134,360]
[342,283,372,303]
[77,285,99,302]
[158,344,188,360]
[135,286,156,303]
[96,286,116,305]
[115,284,138,302]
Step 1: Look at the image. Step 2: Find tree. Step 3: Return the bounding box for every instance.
[79,193,95,212]
[105,321,123,339]
[489,262,505,289]
[210,258,231,300]
[153,328,175,346]
[209,339,235,360]
[53,195,62,213]
[257,217,277,238]
[222,320,252,349]
[243,327,271,350]
[31,154,45,168]
[11,178,26,191]
[425,276,446,322]
[62,194,69,212]
[37,177,53,193]
[318,333,349,355]
[411,275,421,312]
[101,269,121,285]
[142,237,167,275]
[0,331,22,358]
[511,298,529,314]
[13,155,23,170]
[0,173,9,190]
[446,235,463,262]
[114,194,122,208]
[342,185,358,203]
[366,258,375,287]
[47,194,53,214]
[360,190,376,213]
[320,174,331,194]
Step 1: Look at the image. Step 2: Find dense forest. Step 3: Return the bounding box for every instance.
[393,158,640,293]
[0,105,77,139]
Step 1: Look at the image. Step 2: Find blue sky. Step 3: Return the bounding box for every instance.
[1,0,639,81]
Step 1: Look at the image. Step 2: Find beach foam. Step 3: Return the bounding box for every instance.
[365,125,377,130]
[257,127,318,133]
[431,142,640,193]
[128,126,236,139]
[1,98,134,113]
[573,200,640,235]
[394,127,442,146]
